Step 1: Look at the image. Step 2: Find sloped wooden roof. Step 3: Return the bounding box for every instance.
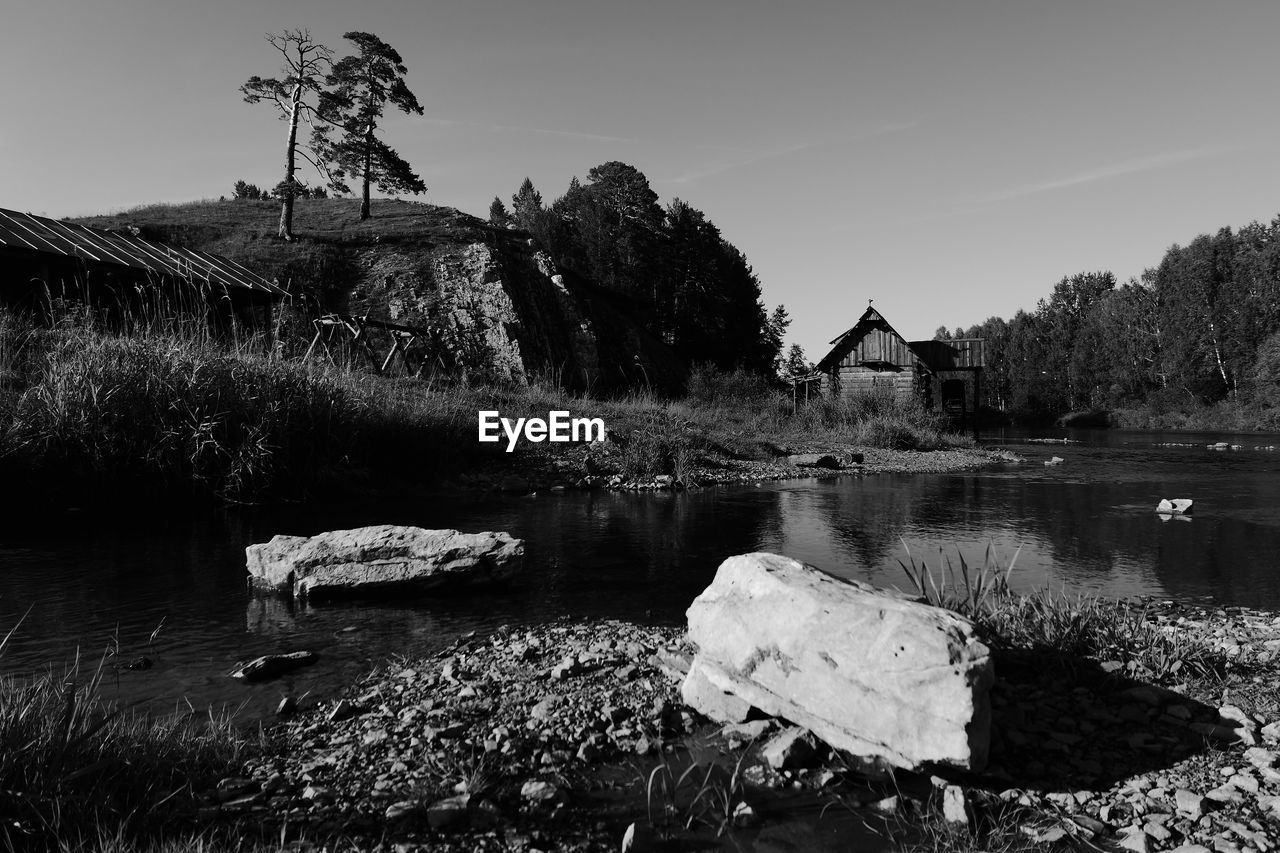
[818,305,985,372]
[0,207,286,297]
[817,305,927,371]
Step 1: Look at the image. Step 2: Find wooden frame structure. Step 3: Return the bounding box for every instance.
[302,314,436,376]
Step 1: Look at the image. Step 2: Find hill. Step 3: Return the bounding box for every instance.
[73,198,683,392]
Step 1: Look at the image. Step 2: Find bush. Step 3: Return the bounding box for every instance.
[685,364,780,408]
[4,328,362,503]
[619,411,700,481]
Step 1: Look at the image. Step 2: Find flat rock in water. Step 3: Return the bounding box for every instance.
[245,525,524,599]
[683,553,993,771]
[788,453,844,469]
[231,651,317,681]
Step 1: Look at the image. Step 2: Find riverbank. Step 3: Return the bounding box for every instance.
[0,317,989,511]
[16,590,1278,853]
[190,596,1280,853]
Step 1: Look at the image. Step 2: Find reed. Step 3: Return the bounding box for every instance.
[0,619,246,852]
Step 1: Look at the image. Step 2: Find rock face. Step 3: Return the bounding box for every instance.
[683,553,994,771]
[246,526,524,599]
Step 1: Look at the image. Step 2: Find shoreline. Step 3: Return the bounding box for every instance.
[190,598,1280,852]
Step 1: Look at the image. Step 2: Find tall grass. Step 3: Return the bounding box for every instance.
[898,544,1227,682]
[0,310,975,506]
[0,621,246,851]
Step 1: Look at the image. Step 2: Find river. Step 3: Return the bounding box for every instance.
[2,427,1278,717]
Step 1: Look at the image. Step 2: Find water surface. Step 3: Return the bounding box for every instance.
[2,427,1278,716]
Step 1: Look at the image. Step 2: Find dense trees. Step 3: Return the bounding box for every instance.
[512,162,784,377]
[940,216,1280,422]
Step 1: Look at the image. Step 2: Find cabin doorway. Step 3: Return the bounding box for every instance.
[941,379,966,416]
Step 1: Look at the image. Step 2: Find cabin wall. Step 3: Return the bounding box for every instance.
[827,364,919,406]
[928,369,980,417]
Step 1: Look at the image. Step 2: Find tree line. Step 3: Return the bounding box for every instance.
[490,164,787,377]
[938,217,1280,421]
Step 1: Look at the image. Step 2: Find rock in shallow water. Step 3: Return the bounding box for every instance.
[230,651,317,681]
[683,552,993,771]
[245,525,524,599]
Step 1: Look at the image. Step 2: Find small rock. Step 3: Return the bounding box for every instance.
[870,795,899,814]
[761,727,818,771]
[1116,825,1150,853]
[732,801,758,827]
[328,699,357,722]
[1175,789,1208,818]
[426,794,470,830]
[230,651,317,681]
[1244,747,1277,769]
[385,800,421,821]
[520,779,560,804]
[941,785,967,825]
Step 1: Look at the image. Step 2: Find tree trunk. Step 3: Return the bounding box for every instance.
[279,82,302,240]
[360,125,373,221]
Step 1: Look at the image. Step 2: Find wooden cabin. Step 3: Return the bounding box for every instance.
[815,305,985,423]
[0,207,285,330]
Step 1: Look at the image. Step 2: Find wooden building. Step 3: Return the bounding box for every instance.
[0,207,285,328]
[815,305,985,422]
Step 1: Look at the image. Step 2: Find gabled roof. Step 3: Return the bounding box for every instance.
[0,207,286,297]
[817,305,927,372]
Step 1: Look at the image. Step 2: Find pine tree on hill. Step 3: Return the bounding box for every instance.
[313,32,426,220]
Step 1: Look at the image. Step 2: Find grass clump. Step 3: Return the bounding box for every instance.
[0,623,246,852]
[898,544,1228,683]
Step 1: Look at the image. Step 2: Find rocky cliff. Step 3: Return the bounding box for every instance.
[75,199,682,392]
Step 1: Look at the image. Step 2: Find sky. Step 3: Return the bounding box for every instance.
[4,0,1280,360]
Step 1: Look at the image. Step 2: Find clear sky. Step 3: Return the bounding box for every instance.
[4,0,1279,360]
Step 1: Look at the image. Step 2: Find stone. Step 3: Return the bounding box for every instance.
[1175,789,1208,818]
[722,720,772,745]
[426,794,471,829]
[520,779,560,804]
[788,453,843,469]
[941,785,968,825]
[684,553,993,770]
[680,657,751,724]
[1243,747,1277,769]
[246,526,524,599]
[230,651,317,681]
[385,800,421,821]
[761,727,818,770]
[1156,498,1193,514]
[1117,825,1151,853]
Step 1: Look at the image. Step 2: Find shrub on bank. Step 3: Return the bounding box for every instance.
[3,327,362,502]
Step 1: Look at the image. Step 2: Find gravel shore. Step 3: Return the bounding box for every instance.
[201,599,1280,852]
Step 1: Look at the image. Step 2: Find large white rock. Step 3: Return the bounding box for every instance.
[246,525,524,599]
[683,553,993,771]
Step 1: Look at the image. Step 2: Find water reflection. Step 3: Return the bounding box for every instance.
[2,428,1278,715]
